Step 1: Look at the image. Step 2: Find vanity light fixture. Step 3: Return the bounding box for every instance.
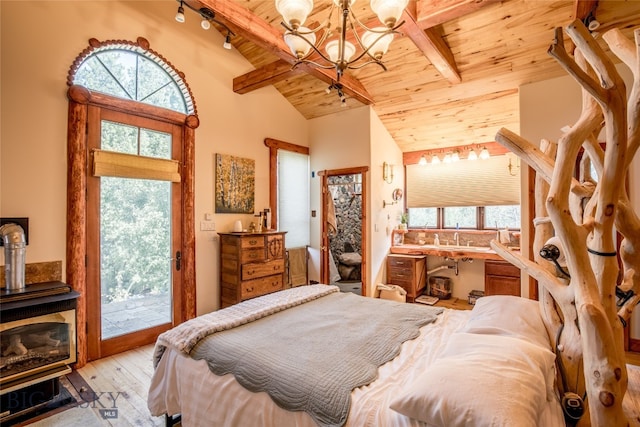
[431,154,441,165]
[443,153,452,163]
[451,150,460,162]
[479,146,490,160]
[174,1,236,50]
[418,155,427,166]
[467,149,478,160]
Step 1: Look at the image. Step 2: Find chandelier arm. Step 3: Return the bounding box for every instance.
[291,59,337,70]
[347,59,387,71]
[345,29,403,65]
[287,31,338,65]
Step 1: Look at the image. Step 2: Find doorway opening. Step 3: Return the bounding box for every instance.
[320,167,368,296]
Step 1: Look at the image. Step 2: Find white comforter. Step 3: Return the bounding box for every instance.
[148,301,564,427]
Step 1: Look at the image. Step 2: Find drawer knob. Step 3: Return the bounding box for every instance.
[246,286,254,292]
[249,239,258,245]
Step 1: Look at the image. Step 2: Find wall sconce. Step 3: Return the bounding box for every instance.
[383,188,403,208]
[508,157,520,176]
[383,162,394,184]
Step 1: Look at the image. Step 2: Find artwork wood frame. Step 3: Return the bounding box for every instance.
[215,153,255,214]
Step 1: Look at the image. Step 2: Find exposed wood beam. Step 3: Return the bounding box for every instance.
[194,0,375,104]
[233,60,303,94]
[402,3,461,84]
[415,0,501,29]
[574,0,598,21]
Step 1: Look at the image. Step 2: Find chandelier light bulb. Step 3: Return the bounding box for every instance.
[362,29,394,59]
[284,27,316,58]
[326,40,356,63]
[276,0,314,29]
[370,0,409,28]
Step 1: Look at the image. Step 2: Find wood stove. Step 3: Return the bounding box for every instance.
[0,282,79,422]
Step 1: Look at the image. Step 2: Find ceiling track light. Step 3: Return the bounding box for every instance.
[174,0,236,49]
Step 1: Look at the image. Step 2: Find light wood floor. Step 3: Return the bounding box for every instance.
[22,346,640,426]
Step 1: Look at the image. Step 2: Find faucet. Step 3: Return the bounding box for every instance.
[453,232,459,246]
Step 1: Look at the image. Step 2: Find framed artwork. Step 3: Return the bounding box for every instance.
[215,153,255,214]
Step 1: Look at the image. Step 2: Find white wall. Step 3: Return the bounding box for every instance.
[368,109,403,296]
[307,106,371,283]
[0,1,309,315]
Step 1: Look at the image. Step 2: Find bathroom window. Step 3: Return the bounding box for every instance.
[406,153,521,230]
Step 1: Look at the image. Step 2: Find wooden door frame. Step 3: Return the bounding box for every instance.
[66,85,198,366]
[318,167,369,295]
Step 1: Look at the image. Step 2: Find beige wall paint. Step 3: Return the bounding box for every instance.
[0,1,309,315]
[307,106,371,283]
[368,109,403,296]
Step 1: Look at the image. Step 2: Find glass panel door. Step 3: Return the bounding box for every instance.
[100,176,172,339]
[86,108,182,360]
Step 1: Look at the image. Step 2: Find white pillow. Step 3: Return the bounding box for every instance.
[389,333,557,427]
[460,295,551,350]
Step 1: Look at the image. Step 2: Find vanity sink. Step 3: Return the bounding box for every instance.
[420,244,492,252]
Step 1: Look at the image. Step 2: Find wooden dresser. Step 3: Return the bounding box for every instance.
[386,254,427,302]
[484,260,521,296]
[219,231,286,308]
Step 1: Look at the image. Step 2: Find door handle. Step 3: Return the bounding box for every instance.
[175,251,181,271]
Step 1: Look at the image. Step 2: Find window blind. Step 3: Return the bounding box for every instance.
[406,154,520,208]
[92,149,181,182]
[278,150,310,247]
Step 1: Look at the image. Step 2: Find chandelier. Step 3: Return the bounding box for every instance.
[276,0,408,104]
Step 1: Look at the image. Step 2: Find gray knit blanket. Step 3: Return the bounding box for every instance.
[190,288,442,427]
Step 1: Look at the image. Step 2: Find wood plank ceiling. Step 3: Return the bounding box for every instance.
[185,0,640,153]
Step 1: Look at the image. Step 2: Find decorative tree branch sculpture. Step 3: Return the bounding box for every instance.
[492,20,640,426]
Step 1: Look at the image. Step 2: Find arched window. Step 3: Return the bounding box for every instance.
[66,37,199,366]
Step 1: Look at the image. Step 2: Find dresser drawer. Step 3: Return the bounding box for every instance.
[241,275,284,300]
[240,236,266,249]
[241,248,265,263]
[242,259,285,280]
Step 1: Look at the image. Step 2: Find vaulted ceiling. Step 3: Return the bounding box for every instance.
[186,0,640,153]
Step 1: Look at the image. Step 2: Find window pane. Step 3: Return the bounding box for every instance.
[102,121,138,154]
[140,128,171,159]
[408,208,437,228]
[444,206,476,228]
[485,205,521,229]
[278,150,310,247]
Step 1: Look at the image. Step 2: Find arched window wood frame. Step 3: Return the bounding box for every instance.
[66,37,199,367]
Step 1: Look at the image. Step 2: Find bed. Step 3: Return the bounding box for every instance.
[148,284,565,426]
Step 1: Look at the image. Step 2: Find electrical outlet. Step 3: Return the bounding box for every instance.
[200,221,215,231]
